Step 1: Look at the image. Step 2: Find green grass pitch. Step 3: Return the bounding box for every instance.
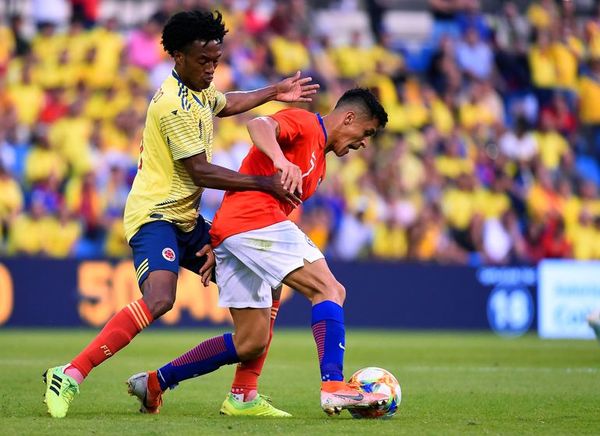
[0,329,599,435]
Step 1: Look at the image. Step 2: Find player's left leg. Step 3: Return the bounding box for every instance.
[127,308,269,414]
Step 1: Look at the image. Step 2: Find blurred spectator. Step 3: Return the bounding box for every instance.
[428,0,461,43]
[456,0,491,41]
[455,26,494,80]
[0,163,23,248]
[540,216,572,259]
[7,59,44,128]
[65,171,104,242]
[493,2,529,53]
[127,16,163,71]
[45,203,82,257]
[579,58,600,156]
[270,27,310,76]
[330,203,373,260]
[540,93,576,137]
[9,15,31,58]
[529,31,557,106]
[7,195,51,256]
[24,128,67,186]
[328,30,371,80]
[526,0,559,32]
[483,210,527,264]
[499,116,538,164]
[427,36,462,95]
[535,110,570,172]
[49,98,94,176]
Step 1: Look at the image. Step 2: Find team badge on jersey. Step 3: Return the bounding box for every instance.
[162,247,176,262]
[305,234,317,248]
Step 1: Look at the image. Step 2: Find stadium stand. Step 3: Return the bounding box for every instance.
[1,0,600,265]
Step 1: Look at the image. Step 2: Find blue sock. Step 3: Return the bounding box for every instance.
[311,300,345,382]
[157,333,239,390]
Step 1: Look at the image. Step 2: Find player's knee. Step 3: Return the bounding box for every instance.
[237,342,267,361]
[331,281,346,305]
[316,280,345,306]
[235,333,269,360]
[145,293,175,318]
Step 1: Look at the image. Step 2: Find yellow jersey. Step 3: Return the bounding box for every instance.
[123,70,227,241]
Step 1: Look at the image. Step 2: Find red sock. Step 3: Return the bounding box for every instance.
[69,299,153,379]
[231,299,280,401]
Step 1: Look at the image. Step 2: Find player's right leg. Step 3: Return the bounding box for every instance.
[283,259,389,415]
[228,286,282,404]
[43,221,180,418]
[219,306,291,417]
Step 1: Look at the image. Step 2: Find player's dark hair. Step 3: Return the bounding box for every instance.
[335,88,388,128]
[161,10,228,56]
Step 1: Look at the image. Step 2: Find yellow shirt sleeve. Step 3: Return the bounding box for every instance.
[212,89,227,116]
[160,109,206,161]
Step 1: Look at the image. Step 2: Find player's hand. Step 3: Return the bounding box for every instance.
[269,174,302,208]
[274,156,303,196]
[274,71,320,103]
[196,244,215,287]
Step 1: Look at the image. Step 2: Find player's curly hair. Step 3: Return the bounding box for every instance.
[161,10,228,56]
[335,88,388,128]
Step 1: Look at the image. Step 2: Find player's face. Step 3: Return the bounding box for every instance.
[175,40,222,91]
[333,112,380,157]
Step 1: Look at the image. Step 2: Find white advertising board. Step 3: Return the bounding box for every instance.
[538,260,600,339]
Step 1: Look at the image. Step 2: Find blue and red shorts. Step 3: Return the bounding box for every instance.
[129,219,211,287]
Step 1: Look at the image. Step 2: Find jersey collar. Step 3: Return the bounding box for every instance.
[316,113,327,145]
[171,69,204,107]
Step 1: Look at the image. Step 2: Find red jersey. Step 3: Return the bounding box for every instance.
[210,108,327,246]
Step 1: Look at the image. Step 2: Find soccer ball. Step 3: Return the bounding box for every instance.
[348,367,401,419]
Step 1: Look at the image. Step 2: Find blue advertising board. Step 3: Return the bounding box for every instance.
[0,259,537,332]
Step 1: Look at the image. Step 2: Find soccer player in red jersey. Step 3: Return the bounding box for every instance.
[129,88,389,416]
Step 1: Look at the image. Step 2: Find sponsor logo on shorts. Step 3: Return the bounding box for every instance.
[162,247,176,262]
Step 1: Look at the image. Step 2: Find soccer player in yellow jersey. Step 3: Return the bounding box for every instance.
[43,10,317,418]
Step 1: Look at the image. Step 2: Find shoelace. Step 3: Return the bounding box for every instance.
[63,380,80,402]
[257,394,273,404]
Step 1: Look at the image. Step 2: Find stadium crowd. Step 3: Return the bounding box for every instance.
[1,0,600,264]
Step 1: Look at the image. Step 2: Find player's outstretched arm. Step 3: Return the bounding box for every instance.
[182,152,301,207]
[217,71,319,117]
[247,116,302,196]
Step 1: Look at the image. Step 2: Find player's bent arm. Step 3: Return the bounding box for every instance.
[181,152,301,205]
[247,116,303,196]
[247,117,284,163]
[217,86,277,117]
[182,152,273,191]
[217,72,318,117]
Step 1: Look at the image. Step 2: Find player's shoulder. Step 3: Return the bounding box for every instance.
[270,107,316,126]
[149,82,182,117]
[271,108,318,134]
[272,107,313,119]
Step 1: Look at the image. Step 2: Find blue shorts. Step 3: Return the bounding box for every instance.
[129,219,212,287]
